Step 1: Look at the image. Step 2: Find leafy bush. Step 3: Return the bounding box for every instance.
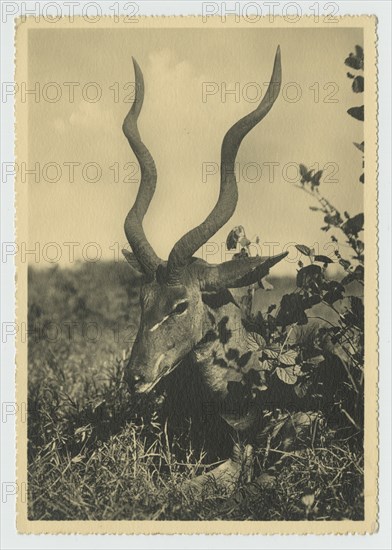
[223,46,365,440]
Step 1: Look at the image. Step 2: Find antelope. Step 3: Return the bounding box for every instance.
[122,47,287,491]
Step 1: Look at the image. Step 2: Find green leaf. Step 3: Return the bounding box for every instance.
[341,264,364,285]
[354,141,365,153]
[347,105,364,121]
[323,281,345,304]
[276,365,301,385]
[311,170,323,187]
[226,225,246,250]
[239,236,251,248]
[259,359,274,372]
[352,75,364,93]
[314,255,334,264]
[263,348,280,360]
[259,278,274,291]
[324,212,343,226]
[295,244,312,256]
[355,45,364,62]
[299,164,308,178]
[246,332,266,352]
[299,164,315,184]
[339,258,351,270]
[344,46,364,70]
[294,380,310,398]
[341,213,364,237]
[296,264,322,289]
[276,293,308,327]
[279,349,298,366]
[341,296,364,330]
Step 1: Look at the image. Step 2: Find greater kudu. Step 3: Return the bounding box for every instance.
[122,47,287,490]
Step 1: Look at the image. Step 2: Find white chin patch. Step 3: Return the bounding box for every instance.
[135,382,155,394]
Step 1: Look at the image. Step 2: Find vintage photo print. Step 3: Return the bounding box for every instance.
[14,15,377,534]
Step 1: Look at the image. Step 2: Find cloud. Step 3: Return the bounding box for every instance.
[68,100,113,129]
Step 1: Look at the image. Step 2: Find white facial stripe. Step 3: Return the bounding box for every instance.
[172,300,189,315]
[149,300,189,332]
[149,315,169,332]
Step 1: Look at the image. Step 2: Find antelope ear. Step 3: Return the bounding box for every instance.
[122,249,144,277]
[197,252,288,292]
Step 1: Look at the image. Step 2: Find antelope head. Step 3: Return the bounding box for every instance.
[122,48,287,394]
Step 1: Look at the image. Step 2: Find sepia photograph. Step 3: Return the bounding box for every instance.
[13,14,378,534]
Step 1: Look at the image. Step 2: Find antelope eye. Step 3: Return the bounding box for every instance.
[172,301,189,315]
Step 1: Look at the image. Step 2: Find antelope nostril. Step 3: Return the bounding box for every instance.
[127,373,145,390]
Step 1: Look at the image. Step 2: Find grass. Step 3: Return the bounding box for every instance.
[27,261,364,521]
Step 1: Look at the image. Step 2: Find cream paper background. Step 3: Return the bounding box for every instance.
[15,15,378,534]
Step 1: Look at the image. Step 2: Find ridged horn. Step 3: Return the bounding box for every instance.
[166,46,282,284]
[123,58,161,275]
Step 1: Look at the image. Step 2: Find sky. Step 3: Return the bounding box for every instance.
[27,26,364,275]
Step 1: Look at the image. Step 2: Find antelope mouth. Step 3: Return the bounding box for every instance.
[134,381,157,394]
[134,354,182,395]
